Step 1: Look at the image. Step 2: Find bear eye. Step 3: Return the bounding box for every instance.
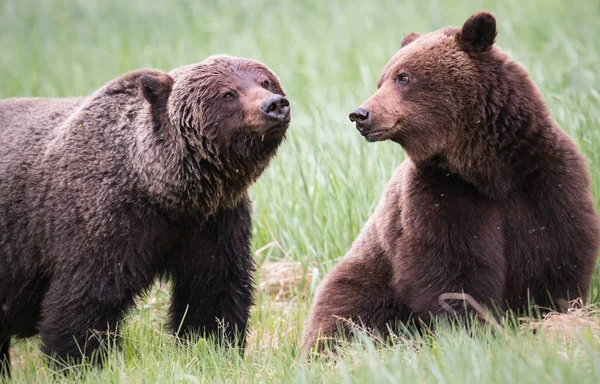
[261,79,270,89]
[396,73,410,84]
[223,91,236,101]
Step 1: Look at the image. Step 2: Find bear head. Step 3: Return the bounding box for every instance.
[135,55,290,212]
[139,55,290,170]
[349,12,501,164]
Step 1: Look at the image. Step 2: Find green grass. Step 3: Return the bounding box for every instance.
[2,0,600,382]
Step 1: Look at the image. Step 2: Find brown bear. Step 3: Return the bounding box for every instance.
[0,55,290,376]
[302,12,600,354]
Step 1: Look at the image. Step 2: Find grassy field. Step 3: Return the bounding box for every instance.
[2,0,600,382]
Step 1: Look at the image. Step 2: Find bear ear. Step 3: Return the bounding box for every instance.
[401,32,420,48]
[139,73,174,106]
[457,12,497,53]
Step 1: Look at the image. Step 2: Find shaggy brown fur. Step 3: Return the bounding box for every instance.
[0,55,290,376]
[303,12,600,354]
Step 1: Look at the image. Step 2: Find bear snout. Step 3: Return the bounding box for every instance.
[349,107,372,134]
[349,108,370,123]
[261,95,291,124]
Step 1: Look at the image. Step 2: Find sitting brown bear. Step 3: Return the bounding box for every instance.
[302,12,600,354]
[0,55,290,376]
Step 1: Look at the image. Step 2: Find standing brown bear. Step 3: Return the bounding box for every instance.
[302,12,600,354]
[0,55,290,376]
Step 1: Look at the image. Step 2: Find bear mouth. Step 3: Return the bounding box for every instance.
[362,130,386,142]
[264,120,290,134]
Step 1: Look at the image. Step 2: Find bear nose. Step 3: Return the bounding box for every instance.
[349,108,370,123]
[262,95,290,121]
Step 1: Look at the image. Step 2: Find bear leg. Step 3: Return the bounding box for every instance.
[38,274,138,367]
[0,339,9,378]
[301,254,410,356]
[169,196,255,350]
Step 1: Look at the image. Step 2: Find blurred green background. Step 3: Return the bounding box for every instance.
[1,0,599,382]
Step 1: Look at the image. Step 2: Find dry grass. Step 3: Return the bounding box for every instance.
[257,260,312,302]
[519,300,600,341]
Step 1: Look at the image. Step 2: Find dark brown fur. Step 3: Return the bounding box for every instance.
[0,55,290,376]
[303,12,600,354]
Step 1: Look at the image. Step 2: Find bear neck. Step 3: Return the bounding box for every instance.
[174,130,282,216]
[134,119,281,221]
[444,60,558,200]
